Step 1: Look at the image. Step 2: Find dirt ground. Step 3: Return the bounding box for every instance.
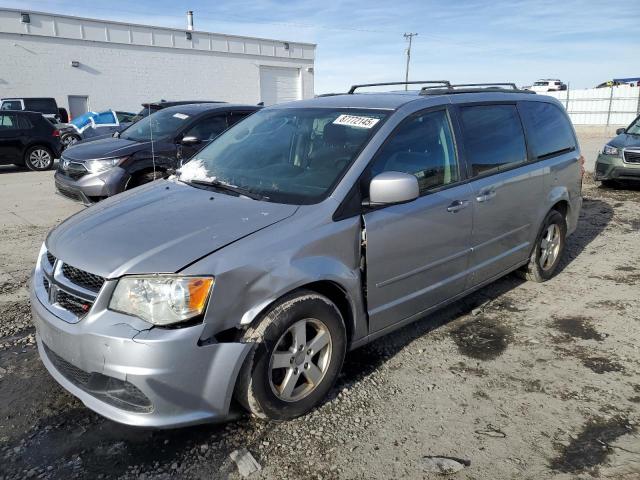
[1,137,639,479]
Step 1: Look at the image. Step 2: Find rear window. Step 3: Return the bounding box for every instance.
[24,98,57,114]
[459,105,527,177]
[519,102,576,159]
[1,100,22,110]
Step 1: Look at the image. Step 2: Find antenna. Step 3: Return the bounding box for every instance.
[148,104,156,179]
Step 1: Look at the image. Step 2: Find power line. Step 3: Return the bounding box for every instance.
[403,33,418,90]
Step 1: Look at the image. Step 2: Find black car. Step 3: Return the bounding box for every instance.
[54,103,260,204]
[0,110,62,170]
[128,99,225,124]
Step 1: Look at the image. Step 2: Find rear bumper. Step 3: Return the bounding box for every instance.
[31,278,252,428]
[54,166,129,205]
[594,154,640,181]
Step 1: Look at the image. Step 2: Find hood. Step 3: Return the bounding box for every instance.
[608,132,640,149]
[62,137,148,161]
[46,180,299,278]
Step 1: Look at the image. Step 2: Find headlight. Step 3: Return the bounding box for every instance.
[602,144,620,156]
[109,275,214,326]
[85,156,127,173]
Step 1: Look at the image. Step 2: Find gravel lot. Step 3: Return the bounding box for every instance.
[1,128,639,479]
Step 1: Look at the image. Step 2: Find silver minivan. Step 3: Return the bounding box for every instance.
[31,82,583,427]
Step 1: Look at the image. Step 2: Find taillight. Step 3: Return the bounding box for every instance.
[52,130,60,137]
[579,155,585,177]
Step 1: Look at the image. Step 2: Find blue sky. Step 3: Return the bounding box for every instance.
[3,0,638,93]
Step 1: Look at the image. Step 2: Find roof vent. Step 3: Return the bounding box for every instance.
[21,12,30,24]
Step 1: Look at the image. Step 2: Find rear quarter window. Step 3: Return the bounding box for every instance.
[519,101,576,159]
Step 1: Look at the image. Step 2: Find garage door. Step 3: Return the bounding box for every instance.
[259,66,301,106]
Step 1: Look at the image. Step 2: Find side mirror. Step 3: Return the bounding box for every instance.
[112,131,120,138]
[181,135,201,146]
[365,171,419,206]
[616,127,626,135]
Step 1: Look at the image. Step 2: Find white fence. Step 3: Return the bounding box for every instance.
[544,86,640,126]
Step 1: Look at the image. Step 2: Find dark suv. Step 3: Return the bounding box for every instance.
[0,110,62,170]
[54,103,259,204]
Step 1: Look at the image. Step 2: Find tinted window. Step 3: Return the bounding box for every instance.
[120,108,193,142]
[370,109,459,194]
[24,98,57,114]
[459,105,527,177]
[116,112,135,123]
[0,114,17,128]
[185,114,228,140]
[228,111,252,127]
[18,115,33,129]
[1,100,22,110]
[519,102,576,159]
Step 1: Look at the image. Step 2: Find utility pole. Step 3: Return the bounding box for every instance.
[403,32,418,90]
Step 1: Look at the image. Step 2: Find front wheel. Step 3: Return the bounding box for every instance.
[518,210,567,282]
[235,291,346,420]
[24,146,54,171]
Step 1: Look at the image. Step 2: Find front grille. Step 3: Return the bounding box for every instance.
[55,182,82,201]
[43,277,50,293]
[59,160,89,180]
[624,150,640,164]
[46,252,56,267]
[57,290,93,317]
[43,342,153,413]
[61,264,105,293]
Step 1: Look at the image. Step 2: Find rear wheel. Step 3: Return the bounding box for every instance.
[61,133,81,149]
[235,291,346,420]
[24,146,54,171]
[518,210,567,282]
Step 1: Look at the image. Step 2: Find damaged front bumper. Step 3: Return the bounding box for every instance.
[30,277,252,428]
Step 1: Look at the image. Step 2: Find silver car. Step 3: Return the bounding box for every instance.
[31,81,583,427]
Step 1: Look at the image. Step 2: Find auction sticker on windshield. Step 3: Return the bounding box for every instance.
[173,113,190,120]
[333,114,380,129]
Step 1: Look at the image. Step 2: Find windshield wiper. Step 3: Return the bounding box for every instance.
[188,179,267,201]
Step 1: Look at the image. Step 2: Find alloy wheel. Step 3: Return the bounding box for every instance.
[29,149,52,169]
[269,318,332,402]
[539,223,561,271]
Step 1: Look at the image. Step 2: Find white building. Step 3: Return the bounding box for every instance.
[0,8,316,116]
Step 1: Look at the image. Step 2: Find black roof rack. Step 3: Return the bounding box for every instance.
[420,83,535,95]
[348,80,451,94]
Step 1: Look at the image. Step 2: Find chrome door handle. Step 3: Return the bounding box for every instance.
[446,200,470,213]
[476,189,497,202]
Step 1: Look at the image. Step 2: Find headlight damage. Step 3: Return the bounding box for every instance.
[109,275,214,325]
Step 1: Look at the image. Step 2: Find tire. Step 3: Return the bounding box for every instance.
[61,133,81,149]
[127,170,164,189]
[518,210,567,282]
[235,290,347,421]
[24,146,54,171]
